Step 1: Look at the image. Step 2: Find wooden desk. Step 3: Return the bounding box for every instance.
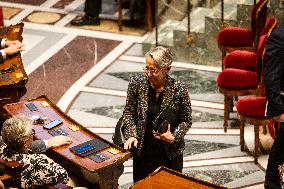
[0,23,27,88]
[3,95,131,189]
[132,166,228,189]
[0,23,27,109]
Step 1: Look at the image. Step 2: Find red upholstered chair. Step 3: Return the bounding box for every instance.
[217,0,268,69]
[236,45,274,164]
[236,96,273,164]
[217,35,268,132]
[217,69,259,132]
[224,17,277,71]
[0,6,4,27]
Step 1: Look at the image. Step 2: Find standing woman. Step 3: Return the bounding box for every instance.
[123,46,192,182]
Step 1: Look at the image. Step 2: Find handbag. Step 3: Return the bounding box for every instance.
[153,107,181,133]
[112,116,126,148]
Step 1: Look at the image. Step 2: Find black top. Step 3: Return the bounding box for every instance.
[142,85,166,157]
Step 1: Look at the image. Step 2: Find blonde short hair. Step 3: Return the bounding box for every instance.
[1,117,33,151]
[145,46,174,68]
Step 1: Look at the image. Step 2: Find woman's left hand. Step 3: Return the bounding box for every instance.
[153,124,175,143]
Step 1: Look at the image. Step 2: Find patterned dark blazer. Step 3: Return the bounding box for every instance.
[122,74,192,159]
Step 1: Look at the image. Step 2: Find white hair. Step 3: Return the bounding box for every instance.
[1,116,33,151]
[145,46,174,68]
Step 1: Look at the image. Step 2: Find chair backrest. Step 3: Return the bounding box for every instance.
[0,158,22,188]
[250,0,268,50]
[257,34,268,96]
[255,17,277,95]
[257,17,277,96]
[251,0,268,35]
[261,16,278,36]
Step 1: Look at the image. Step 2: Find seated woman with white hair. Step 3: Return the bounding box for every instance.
[0,116,70,188]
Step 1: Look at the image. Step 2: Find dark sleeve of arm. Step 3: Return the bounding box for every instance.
[264,45,284,116]
[173,83,192,142]
[122,77,139,140]
[30,140,47,153]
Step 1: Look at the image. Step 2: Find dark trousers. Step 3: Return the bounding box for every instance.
[84,0,101,18]
[133,153,183,183]
[265,122,284,189]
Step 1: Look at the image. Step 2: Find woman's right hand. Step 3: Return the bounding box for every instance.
[124,137,138,150]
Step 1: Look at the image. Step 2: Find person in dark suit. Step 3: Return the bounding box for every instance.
[71,0,101,26]
[264,23,284,189]
[0,38,24,63]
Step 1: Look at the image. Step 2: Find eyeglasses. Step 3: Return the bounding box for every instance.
[143,66,162,75]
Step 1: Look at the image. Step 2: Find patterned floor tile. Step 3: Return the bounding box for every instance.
[184,163,263,187]
[24,11,65,25]
[66,19,147,36]
[23,36,120,103]
[0,0,47,5]
[52,0,74,9]
[3,7,22,20]
[125,43,145,57]
[183,139,236,156]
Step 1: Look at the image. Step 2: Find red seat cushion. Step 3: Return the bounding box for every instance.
[217,68,258,90]
[217,27,254,47]
[236,97,266,119]
[224,50,257,71]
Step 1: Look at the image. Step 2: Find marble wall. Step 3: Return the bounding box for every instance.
[146,0,284,67]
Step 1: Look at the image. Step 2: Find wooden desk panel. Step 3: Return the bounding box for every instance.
[0,23,27,111]
[3,96,131,188]
[0,23,27,89]
[132,167,228,189]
